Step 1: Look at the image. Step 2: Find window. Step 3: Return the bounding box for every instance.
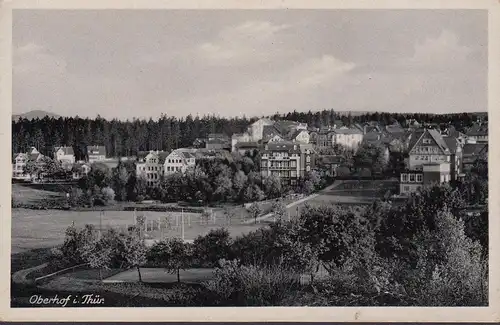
[440,175,445,182]
[423,139,431,144]
[403,186,410,192]
[416,174,423,182]
[409,174,415,182]
[306,166,311,172]
[401,173,408,182]
[306,156,311,163]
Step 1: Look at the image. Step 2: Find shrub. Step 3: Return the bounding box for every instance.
[193,228,232,267]
[101,187,116,202]
[203,259,299,306]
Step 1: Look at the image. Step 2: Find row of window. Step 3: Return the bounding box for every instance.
[401,173,423,183]
[166,166,181,172]
[402,185,422,192]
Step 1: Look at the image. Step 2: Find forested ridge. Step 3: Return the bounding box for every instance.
[12,109,485,159]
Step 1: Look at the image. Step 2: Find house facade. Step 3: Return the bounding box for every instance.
[12,153,30,180]
[53,146,75,170]
[164,149,196,176]
[289,130,310,144]
[72,162,91,180]
[87,145,107,162]
[260,142,302,186]
[331,128,363,152]
[136,151,169,187]
[400,128,452,195]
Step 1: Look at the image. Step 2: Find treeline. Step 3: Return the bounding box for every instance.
[73,152,327,206]
[12,109,486,158]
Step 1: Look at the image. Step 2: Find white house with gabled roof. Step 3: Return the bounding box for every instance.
[164,149,196,176]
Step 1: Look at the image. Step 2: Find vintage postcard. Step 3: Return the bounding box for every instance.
[1,0,499,322]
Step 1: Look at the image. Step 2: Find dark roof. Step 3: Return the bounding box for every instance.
[54,146,74,155]
[386,124,405,134]
[263,125,283,139]
[266,142,299,152]
[29,153,43,161]
[207,138,229,145]
[428,129,450,153]
[87,145,106,155]
[288,129,308,140]
[158,151,170,164]
[463,143,488,157]
[466,123,488,136]
[180,151,195,159]
[443,136,459,154]
[408,129,449,154]
[235,141,259,149]
[319,155,344,164]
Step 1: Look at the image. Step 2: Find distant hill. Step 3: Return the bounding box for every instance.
[12,110,61,121]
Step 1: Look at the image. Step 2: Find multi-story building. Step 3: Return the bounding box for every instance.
[163,149,196,176]
[12,147,44,180]
[298,143,315,176]
[443,135,463,181]
[331,128,363,152]
[53,146,75,170]
[462,142,488,173]
[12,153,29,180]
[261,142,301,186]
[289,130,310,144]
[136,151,169,187]
[400,162,451,195]
[466,123,488,143]
[87,145,107,162]
[400,128,452,195]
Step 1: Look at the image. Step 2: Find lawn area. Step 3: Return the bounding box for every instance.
[12,183,65,206]
[11,207,264,254]
[104,268,214,284]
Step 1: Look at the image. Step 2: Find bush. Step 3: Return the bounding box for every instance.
[136,195,145,203]
[193,228,233,267]
[98,186,115,203]
[203,259,299,306]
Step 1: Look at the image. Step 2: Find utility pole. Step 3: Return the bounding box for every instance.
[181,208,185,241]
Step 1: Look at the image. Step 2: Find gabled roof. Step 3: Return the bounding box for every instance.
[466,123,488,136]
[29,152,43,161]
[263,125,283,139]
[288,129,309,140]
[54,146,74,155]
[462,143,488,157]
[443,136,459,154]
[427,129,450,153]
[408,129,450,154]
[87,145,106,155]
[266,141,300,152]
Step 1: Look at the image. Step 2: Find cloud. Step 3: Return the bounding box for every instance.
[405,30,473,70]
[14,42,67,75]
[198,21,292,65]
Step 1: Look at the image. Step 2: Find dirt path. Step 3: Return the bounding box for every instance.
[243,180,344,224]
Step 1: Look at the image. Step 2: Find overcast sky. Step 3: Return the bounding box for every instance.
[13,9,487,120]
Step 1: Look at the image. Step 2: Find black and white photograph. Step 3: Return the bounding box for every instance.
[2,0,499,322]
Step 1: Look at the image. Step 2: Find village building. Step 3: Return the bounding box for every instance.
[87,145,107,162]
[136,151,169,187]
[72,162,91,180]
[400,129,452,195]
[163,149,196,176]
[466,123,488,143]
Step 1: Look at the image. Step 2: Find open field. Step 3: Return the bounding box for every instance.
[11,208,266,254]
[12,183,66,205]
